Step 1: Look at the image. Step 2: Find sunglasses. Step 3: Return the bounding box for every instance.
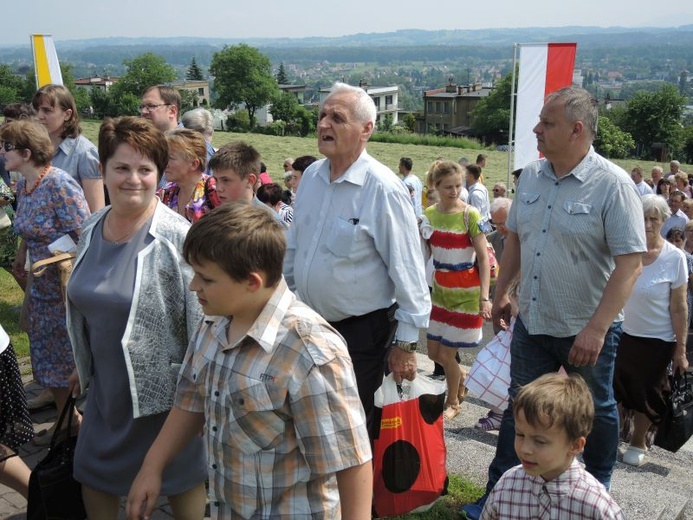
[0,141,25,153]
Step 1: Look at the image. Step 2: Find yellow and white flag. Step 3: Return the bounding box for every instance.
[30,34,63,88]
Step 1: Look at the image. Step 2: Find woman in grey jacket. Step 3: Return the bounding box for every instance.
[66,117,206,520]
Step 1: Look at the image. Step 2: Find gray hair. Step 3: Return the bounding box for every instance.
[642,193,671,221]
[671,160,681,168]
[181,108,214,138]
[326,82,376,127]
[545,86,598,141]
[490,196,512,214]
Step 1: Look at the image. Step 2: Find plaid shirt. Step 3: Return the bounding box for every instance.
[175,279,372,519]
[481,459,624,519]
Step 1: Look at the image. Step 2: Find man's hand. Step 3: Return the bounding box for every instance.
[491,293,512,334]
[388,347,417,382]
[568,325,606,367]
[673,349,689,376]
[126,468,162,520]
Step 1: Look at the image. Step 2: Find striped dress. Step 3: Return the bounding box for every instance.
[421,204,483,348]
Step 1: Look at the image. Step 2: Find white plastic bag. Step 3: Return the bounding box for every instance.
[374,372,447,407]
[464,318,514,411]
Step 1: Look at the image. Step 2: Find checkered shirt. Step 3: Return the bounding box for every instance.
[175,279,372,519]
[481,459,624,519]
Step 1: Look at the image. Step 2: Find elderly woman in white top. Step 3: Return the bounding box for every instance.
[614,194,689,467]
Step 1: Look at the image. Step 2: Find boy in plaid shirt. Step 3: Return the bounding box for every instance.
[481,373,623,520]
[126,202,372,519]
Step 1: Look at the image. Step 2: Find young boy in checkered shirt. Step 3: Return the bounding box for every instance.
[126,202,372,519]
[481,373,624,520]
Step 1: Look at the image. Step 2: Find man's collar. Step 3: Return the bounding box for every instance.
[541,146,596,182]
[319,149,370,186]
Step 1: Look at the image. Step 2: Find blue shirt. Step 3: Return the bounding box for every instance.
[52,135,101,184]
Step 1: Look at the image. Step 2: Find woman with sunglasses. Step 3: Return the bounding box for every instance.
[0,119,90,443]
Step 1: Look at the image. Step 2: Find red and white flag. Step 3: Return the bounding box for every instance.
[513,43,577,170]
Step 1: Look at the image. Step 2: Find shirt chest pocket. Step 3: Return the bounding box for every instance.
[325,217,358,257]
[213,377,289,454]
[559,200,594,235]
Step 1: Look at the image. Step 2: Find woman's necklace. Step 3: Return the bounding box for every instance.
[105,203,154,244]
[177,181,198,216]
[24,164,51,195]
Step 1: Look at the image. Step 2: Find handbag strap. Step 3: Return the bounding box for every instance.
[50,396,77,449]
[31,252,76,277]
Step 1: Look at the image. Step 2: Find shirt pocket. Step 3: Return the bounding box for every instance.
[326,217,358,257]
[216,377,288,454]
[561,200,594,235]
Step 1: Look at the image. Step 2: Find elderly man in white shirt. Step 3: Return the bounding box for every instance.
[284,82,431,439]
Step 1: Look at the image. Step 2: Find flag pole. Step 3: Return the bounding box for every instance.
[507,43,518,190]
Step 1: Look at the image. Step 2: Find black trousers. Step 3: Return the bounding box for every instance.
[330,304,397,440]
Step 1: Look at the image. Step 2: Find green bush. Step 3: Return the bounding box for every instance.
[370,132,485,150]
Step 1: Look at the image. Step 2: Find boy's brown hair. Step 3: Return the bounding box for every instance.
[513,373,594,442]
[183,202,285,287]
[208,141,261,180]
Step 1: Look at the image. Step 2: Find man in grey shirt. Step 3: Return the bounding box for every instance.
[463,86,646,519]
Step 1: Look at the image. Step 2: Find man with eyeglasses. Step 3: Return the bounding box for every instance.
[140,85,182,133]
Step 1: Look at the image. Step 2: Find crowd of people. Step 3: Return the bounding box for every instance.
[0,80,690,519]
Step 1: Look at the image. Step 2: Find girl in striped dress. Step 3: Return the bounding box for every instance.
[420,161,492,420]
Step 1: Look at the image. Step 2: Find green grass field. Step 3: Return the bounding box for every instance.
[80,120,691,190]
[0,269,28,358]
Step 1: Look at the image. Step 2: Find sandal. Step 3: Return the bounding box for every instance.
[443,403,461,420]
[474,410,504,431]
[458,379,469,404]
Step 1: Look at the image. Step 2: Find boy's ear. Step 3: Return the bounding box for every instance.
[569,436,586,456]
[246,272,265,292]
[247,173,258,188]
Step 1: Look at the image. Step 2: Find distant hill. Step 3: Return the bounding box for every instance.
[1,25,692,70]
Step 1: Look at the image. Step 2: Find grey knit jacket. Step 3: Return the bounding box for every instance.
[67,201,203,418]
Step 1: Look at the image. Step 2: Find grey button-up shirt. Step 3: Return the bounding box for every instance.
[507,147,646,337]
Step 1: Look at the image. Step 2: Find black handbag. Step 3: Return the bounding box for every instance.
[27,396,86,520]
[654,372,693,453]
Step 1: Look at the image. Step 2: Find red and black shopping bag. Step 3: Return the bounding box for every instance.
[373,374,447,517]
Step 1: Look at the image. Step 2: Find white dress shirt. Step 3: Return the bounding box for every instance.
[284,150,431,342]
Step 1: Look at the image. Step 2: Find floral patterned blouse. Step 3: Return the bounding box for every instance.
[158,174,220,223]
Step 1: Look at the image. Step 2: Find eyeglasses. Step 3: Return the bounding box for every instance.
[0,141,24,153]
[139,103,170,113]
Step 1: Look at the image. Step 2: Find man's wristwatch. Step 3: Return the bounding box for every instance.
[393,340,418,352]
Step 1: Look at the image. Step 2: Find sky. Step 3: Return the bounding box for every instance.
[2,0,693,46]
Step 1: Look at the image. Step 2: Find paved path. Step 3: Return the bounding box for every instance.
[4,326,693,519]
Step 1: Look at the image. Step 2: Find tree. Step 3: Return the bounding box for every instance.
[209,44,279,125]
[179,89,199,111]
[593,116,635,159]
[0,65,24,104]
[276,62,288,85]
[622,84,686,157]
[269,91,299,124]
[112,53,177,99]
[682,125,693,164]
[403,113,416,133]
[187,57,204,81]
[470,72,514,145]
